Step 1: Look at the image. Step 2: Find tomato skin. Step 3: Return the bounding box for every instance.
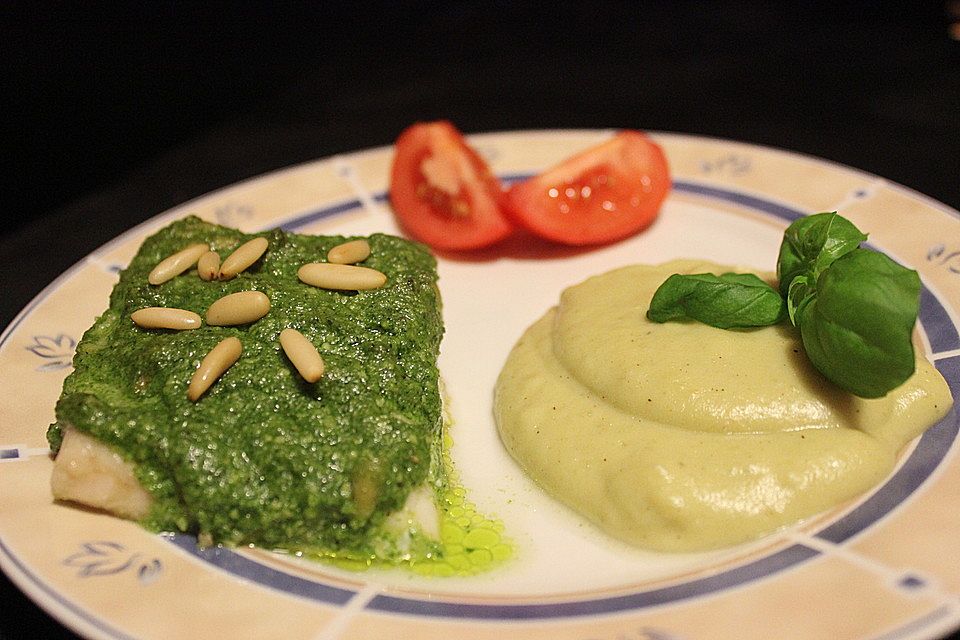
[389,121,513,251]
[504,131,671,246]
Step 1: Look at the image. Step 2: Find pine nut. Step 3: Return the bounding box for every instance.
[148,243,209,285]
[188,337,242,401]
[279,328,325,382]
[219,237,268,280]
[197,250,221,281]
[327,239,371,265]
[298,263,387,291]
[206,291,271,326]
[131,307,202,330]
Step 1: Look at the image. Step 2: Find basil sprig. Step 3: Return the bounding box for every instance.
[646,212,920,398]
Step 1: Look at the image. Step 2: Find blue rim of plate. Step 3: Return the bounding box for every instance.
[2,176,958,629]
[165,177,960,620]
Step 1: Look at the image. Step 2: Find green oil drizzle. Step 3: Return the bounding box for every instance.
[298,425,512,576]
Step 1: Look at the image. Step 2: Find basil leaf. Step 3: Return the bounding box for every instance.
[777,212,867,296]
[795,248,919,398]
[647,272,786,329]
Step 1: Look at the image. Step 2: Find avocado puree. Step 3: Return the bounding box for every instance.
[49,216,508,571]
[495,260,952,551]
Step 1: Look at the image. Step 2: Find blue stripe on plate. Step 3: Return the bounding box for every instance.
[280,179,807,232]
[279,199,364,231]
[672,181,808,222]
[166,534,355,605]
[366,544,820,619]
[921,287,960,353]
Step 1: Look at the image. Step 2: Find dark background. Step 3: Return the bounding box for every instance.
[2,2,959,638]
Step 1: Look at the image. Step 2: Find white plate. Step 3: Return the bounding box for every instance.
[2,130,959,640]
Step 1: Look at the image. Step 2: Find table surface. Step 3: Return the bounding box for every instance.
[3,3,959,639]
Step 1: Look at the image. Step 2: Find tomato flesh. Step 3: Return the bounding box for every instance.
[505,131,670,245]
[389,121,512,251]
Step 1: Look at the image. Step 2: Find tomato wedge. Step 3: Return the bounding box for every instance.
[389,121,512,251]
[505,131,670,245]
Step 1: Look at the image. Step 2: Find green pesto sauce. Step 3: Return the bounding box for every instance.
[49,216,510,572]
